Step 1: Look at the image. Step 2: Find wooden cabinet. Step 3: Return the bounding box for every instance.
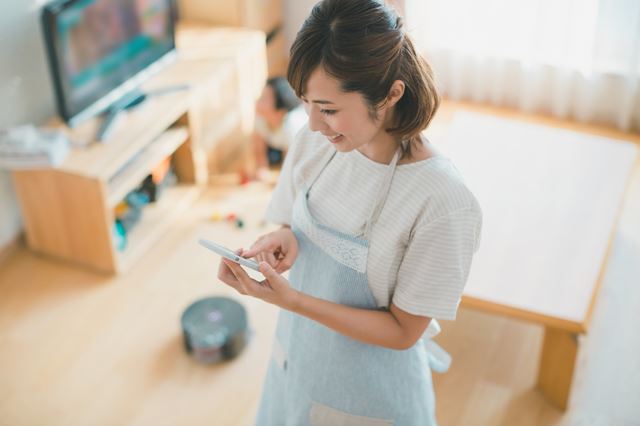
[11,27,267,274]
[176,23,268,137]
[177,0,286,77]
[177,0,283,34]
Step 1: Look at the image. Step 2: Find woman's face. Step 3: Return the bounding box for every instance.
[301,67,392,154]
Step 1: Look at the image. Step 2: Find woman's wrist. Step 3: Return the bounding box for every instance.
[285,288,303,312]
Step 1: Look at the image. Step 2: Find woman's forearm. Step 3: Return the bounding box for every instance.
[290,291,412,350]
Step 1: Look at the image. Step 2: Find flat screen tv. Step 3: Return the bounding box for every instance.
[41,0,177,128]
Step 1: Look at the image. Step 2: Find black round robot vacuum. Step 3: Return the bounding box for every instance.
[181,297,249,364]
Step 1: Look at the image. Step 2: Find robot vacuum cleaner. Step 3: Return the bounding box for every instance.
[181,297,249,364]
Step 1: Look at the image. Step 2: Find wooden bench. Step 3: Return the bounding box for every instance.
[435,111,638,410]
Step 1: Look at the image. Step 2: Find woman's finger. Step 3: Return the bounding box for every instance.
[265,251,277,267]
[275,253,294,273]
[223,259,250,294]
[223,258,266,297]
[243,238,279,258]
[218,257,235,280]
[259,262,285,290]
[217,259,242,292]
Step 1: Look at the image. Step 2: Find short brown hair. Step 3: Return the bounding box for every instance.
[287,0,440,157]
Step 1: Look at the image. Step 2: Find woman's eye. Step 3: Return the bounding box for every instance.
[320,109,337,115]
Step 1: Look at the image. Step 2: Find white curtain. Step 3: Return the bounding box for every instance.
[404,0,640,132]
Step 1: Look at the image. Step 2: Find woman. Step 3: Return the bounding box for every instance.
[218,1,482,424]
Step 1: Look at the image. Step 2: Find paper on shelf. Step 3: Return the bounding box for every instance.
[0,125,69,169]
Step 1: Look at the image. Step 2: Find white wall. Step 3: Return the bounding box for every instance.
[282,0,316,53]
[281,1,405,52]
[0,0,56,248]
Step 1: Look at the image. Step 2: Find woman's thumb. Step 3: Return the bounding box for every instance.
[259,261,279,282]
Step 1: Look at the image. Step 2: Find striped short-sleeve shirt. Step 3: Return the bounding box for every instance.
[265,125,482,320]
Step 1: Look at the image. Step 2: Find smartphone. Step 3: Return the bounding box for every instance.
[198,238,260,271]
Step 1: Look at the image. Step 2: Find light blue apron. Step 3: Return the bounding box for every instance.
[256,149,450,426]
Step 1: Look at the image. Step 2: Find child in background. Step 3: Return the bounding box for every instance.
[252,77,307,181]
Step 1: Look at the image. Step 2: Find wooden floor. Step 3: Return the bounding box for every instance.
[1,101,640,425]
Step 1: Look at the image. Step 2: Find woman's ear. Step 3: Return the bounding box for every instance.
[386,80,405,107]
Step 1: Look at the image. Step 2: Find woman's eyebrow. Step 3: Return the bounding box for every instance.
[310,99,335,105]
[300,95,336,105]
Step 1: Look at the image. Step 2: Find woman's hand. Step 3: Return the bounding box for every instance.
[242,227,298,274]
[217,253,300,310]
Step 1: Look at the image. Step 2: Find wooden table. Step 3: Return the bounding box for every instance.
[436,111,638,409]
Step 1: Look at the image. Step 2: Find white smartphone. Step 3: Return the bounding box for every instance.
[198,238,260,271]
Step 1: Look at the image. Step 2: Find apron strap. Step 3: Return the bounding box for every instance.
[308,149,337,192]
[364,148,401,239]
[307,144,402,240]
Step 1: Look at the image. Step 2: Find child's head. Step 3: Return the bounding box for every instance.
[256,77,300,120]
[287,0,440,156]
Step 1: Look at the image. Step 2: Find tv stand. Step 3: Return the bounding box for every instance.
[98,85,191,142]
[11,25,268,273]
[97,90,145,142]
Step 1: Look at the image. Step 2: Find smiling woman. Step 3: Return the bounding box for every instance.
[287,0,440,160]
[299,67,409,160]
[215,1,483,425]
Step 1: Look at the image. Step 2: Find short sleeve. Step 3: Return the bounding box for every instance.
[264,124,306,225]
[392,205,483,320]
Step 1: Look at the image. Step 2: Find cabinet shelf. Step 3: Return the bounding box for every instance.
[116,184,200,271]
[107,127,189,207]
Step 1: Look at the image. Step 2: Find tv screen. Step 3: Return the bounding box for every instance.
[42,0,177,126]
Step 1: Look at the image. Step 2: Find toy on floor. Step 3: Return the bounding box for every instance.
[238,170,251,186]
[209,211,245,229]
